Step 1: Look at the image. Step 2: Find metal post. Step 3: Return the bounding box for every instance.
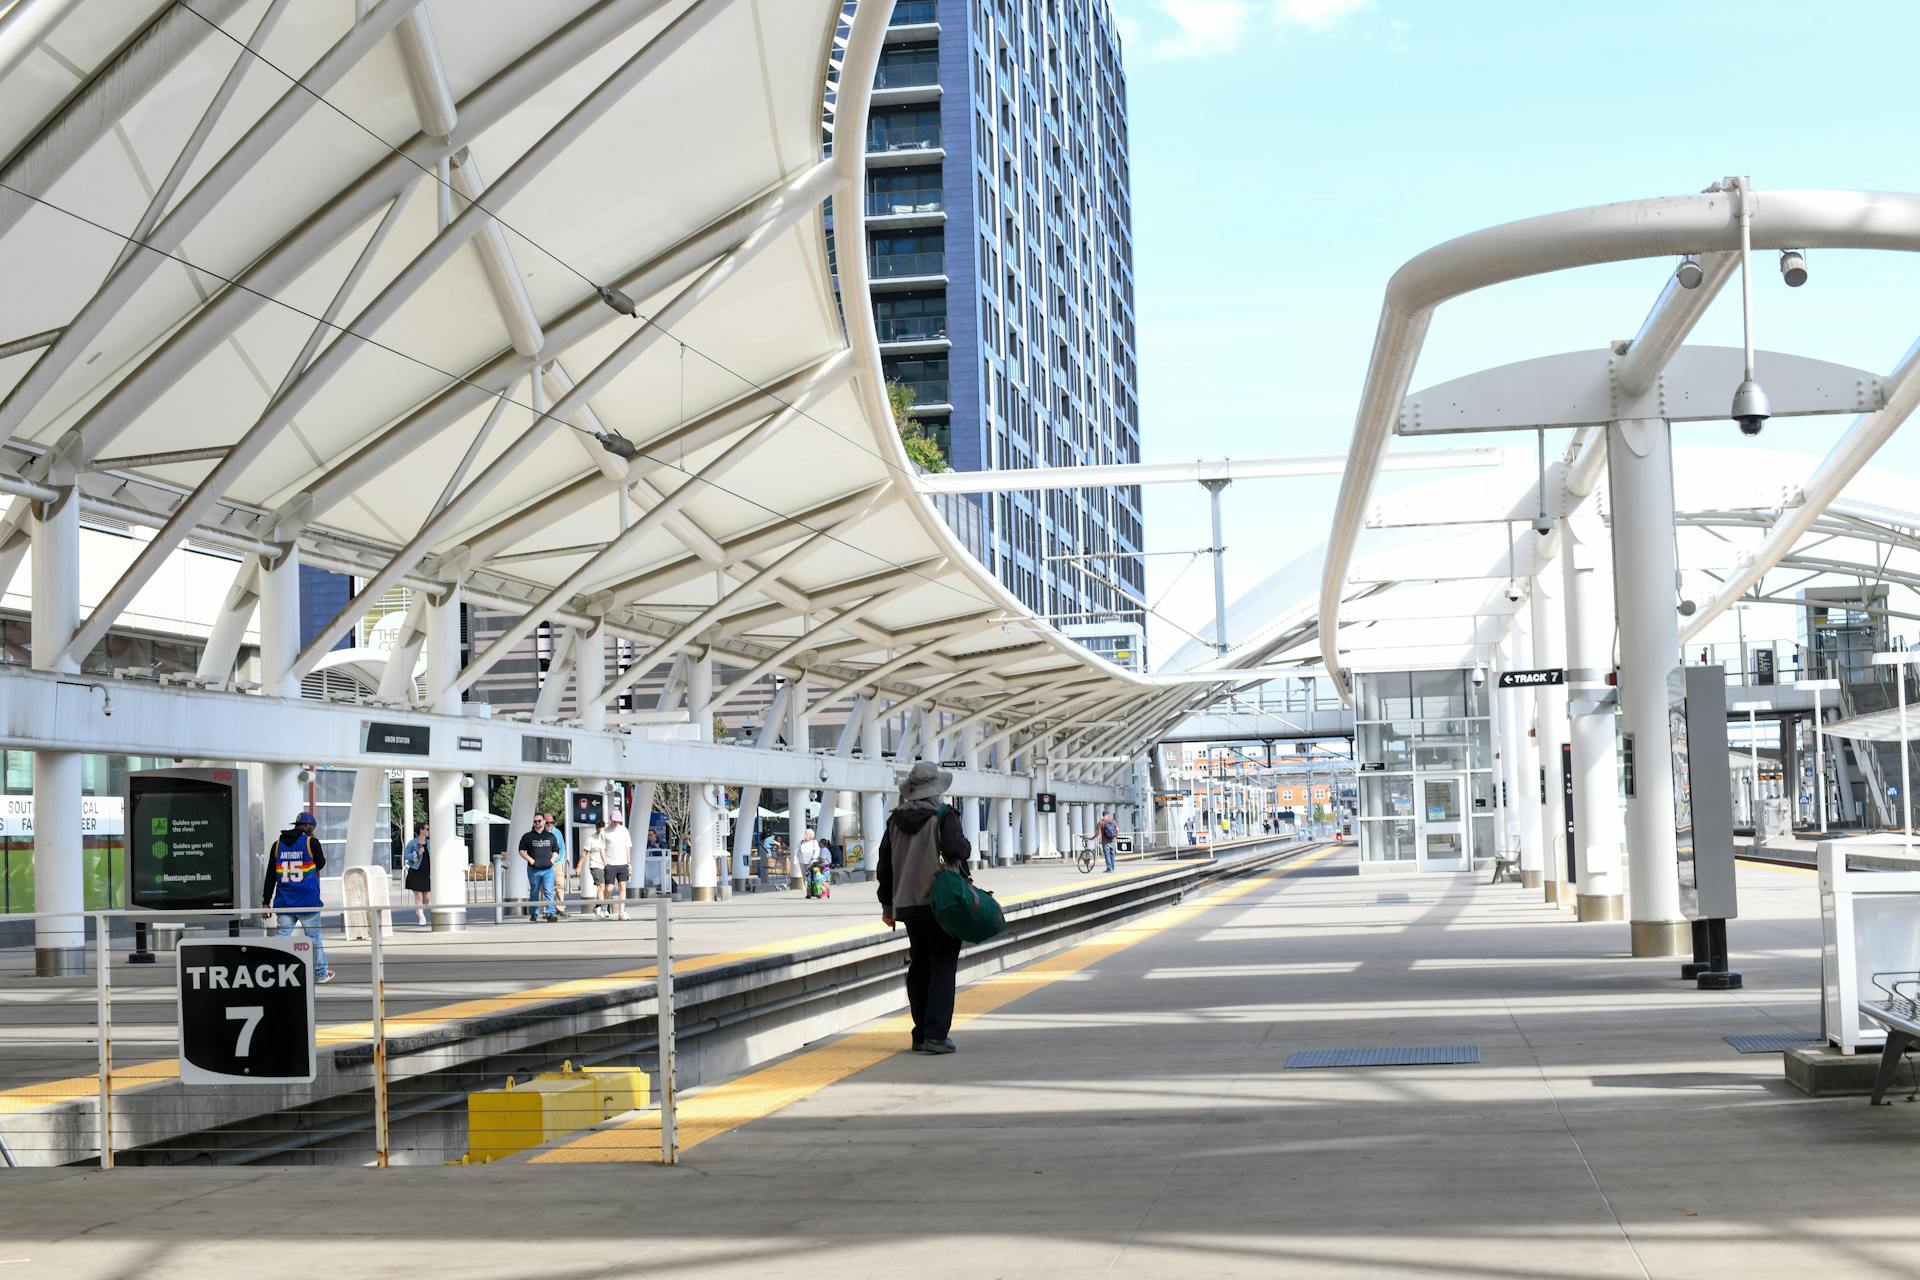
[1607,417,1688,956]
[1903,672,1912,853]
[688,650,718,901]
[427,584,466,931]
[370,915,389,1168]
[655,896,678,1165]
[1563,514,1624,920]
[95,921,111,1169]
[1749,705,1761,842]
[1531,570,1571,905]
[31,452,84,976]
[1510,606,1546,887]
[1203,479,1229,655]
[1815,684,1827,833]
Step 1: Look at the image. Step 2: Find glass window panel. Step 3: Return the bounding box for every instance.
[1472,816,1494,859]
[1471,718,1492,770]
[1412,669,1466,719]
[1377,672,1414,721]
[1416,741,1468,772]
[1356,672,1385,722]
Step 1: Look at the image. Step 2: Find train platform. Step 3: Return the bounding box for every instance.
[7,849,1918,1277]
[0,849,1234,1112]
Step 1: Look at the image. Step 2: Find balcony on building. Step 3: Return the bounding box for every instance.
[868,230,945,291]
[873,44,941,106]
[866,108,943,168]
[886,0,940,42]
[866,168,944,229]
[884,355,951,415]
[874,291,949,354]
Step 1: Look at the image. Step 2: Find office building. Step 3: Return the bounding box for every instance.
[866,0,1145,645]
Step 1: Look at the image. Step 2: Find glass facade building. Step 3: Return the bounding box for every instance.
[864,0,1145,640]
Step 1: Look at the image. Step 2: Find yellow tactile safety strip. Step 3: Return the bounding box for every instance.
[0,859,1208,1116]
[1737,856,1818,876]
[530,844,1339,1164]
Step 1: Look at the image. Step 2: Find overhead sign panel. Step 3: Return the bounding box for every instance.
[1498,669,1565,689]
[363,720,430,756]
[177,937,316,1085]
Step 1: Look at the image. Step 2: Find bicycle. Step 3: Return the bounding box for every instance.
[1074,836,1096,874]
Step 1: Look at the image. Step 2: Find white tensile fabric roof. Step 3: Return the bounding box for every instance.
[0,0,1184,761]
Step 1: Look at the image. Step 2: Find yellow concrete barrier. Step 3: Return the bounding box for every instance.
[464,1063,653,1163]
[466,1076,599,1163]
[538,1063,650,1117]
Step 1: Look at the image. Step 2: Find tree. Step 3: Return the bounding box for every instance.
[887,378,948,473]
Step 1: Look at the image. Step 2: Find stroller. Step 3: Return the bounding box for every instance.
[805,858,832,900]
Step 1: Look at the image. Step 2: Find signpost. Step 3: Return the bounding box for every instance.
[1498,669,1565,689]
[362,720,430,756]
[176,937,316,1085]
[1035,792,1057,814]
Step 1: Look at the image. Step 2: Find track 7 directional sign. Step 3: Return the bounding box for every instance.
[177,937,317,1085]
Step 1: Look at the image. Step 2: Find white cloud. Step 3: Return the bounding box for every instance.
[1273,0,1375,31]
[1150,0,1251,60]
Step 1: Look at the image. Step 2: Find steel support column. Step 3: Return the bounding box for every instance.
[1607,418,1688,956]
[1509,606,1546,886]
[426,584,466,932]
[1530,569,1571,906]
[29,456,82,975]
[687,651,718,901]
[258,548,303,838]
[1563,512,1626,920]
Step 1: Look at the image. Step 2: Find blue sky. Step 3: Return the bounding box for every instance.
[1118,0,1920,660]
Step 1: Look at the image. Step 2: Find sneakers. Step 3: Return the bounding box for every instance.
[317,969,336,984]
[914,1038,957,1055]
[593,905,609,919]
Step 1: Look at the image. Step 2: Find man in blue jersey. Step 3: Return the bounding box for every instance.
[262,811,335,983]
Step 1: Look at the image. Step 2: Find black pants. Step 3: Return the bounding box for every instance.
[902,909,962,1043]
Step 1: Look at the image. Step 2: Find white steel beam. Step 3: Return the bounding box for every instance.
[914,449,1499,495]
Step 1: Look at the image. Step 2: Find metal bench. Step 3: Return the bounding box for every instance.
[1490,854,1520,885]
[1858,973,1920,1105]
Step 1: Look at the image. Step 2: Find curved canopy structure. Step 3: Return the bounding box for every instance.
[0,0,1188,770]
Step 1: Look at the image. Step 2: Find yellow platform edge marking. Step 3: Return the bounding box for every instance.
[0,858,1213,1114]
[1737,855,1818,876]
[531,845,1339,1164]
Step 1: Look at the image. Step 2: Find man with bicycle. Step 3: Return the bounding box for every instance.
[1097,811,1119,873]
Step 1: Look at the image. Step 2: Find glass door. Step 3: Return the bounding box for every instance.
[1415,774,1468,872]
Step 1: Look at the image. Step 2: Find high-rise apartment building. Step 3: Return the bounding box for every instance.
[865,0,1144,646]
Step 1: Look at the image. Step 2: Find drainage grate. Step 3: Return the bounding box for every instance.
[1724,1030,1821,1054]
[1285,1045,1481,1070]
[1373,892,1411,904]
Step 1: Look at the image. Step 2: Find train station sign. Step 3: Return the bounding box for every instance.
[1498,669,1565,688]
[363,720,431,756]
[177,937,316,1085]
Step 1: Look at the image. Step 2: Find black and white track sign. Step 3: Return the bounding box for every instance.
[1115,837,1135,854]
[176,937,316,1085]
[1498,668,1565,689]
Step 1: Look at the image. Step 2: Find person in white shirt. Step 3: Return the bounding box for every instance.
[600,811,635,920]
[580,819,609,918]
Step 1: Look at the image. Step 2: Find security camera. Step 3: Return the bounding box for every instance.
[1674,255,1705,290]
[1731,378,1770,436]
[1470,668,1486,687]
[1505,585,1523,603]
[1677,599,1698,617]
[1532,515,1554,537]
[1779,249,1808,287]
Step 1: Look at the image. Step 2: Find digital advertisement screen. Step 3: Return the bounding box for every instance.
[129,774,237,910]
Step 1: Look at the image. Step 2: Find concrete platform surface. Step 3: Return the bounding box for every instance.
[6,852,1916,1279]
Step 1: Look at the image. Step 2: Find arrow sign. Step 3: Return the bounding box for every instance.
[1498,669,1565,689]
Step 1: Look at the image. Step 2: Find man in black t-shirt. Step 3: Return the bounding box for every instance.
[518,813,562,922]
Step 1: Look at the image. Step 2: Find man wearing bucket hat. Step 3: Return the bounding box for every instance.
[876,760,972,1054]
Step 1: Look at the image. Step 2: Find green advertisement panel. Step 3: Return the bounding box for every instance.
[127,769,246,911]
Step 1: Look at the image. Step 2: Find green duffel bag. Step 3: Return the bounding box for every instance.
[930,866,1006,944]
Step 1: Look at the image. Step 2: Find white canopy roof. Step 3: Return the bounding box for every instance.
[0,0,1194,769]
